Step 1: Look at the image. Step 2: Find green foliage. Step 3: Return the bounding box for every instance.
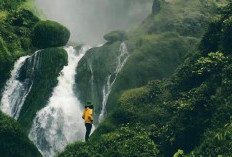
[96,125,159,157]
[57,125,159,157]
[147,0,222,37]
[0,37,13,94]
[200,18,222,54]
[173,149,184,157]
[70,2,232,157]
[76,0,226,121]
[0,110,42,157]
[104,31,128,43]
[107,32,197,112]
[18,48,68,132]
[189,120,232,157]
[90,118,117,141]
[221,16,232,53]
[22,0,45,19]
[200,2,232,55]
[192,52,228,75]
[32,20,70,49]
[0,8,39,95]
[57,142,100,157]
[8,8,39,28]
[105,0,227,115]
[0,0,26,11]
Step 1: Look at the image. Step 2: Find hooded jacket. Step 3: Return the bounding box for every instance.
[82,107,93,124]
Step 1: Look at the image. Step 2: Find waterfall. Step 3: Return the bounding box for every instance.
[0,51,41,119]
[29,46,91,157]
[89,63,94,96]
[98,42,129,123]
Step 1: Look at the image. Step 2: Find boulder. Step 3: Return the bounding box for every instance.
[104,31,128,43]
[0,111,42,157]
[32,20,70,49]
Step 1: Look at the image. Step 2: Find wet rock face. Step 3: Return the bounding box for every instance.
[18,48,68,132]
[32,20,70,49]
[152,0,161,16]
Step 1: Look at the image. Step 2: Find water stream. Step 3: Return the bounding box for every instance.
[98,42,129,123]
[0,51,41,119]
[0,43,128,156]
[29,46,92,157]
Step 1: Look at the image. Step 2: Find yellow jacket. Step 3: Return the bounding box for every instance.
[82,107,93,124]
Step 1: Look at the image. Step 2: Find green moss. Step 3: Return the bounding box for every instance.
[104,31,128,43]
[76,0,226,120]
[0,110,42,157]
[0,0,26,11]
[0,36,13,94]
[75,41,122,117]
[107,33,198,112]
[57,125,159,157]
[71,2,232,157]
[0,8,39,95]
[32,20,70,49]
[18,48,68,132]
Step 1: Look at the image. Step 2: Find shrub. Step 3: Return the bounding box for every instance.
[58,125,159,157]
[0,111,42,157]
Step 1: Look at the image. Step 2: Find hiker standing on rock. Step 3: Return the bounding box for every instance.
[82,101,94,141]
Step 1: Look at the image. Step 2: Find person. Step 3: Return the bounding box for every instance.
[82,101,94,141]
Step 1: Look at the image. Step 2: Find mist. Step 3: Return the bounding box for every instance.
[35,0,153,45]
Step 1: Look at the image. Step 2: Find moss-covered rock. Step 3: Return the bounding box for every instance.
[104,31,128,43]
[18,48,68,132]
[75,41,122,119]
[76,0,226,119]
[32,20,70,49]
[0,110,42,157]
[0,8,39,97]
[0,36,13,91]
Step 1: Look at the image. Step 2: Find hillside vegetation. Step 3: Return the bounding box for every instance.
[106,0,227,114]
[0,110,42,156]
[76,0,227,123]
[0,0,70,155]
[61,1,232,157]
[0,3,39,93]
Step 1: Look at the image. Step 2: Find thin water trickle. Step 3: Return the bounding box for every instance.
[98,42,129,123]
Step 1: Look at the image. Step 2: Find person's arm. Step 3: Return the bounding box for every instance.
[88,109,93,122]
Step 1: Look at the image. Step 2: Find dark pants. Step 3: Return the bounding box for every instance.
[85,123,92,141]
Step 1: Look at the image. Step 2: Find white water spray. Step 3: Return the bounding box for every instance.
[0,51,41,119]
[29,46,91,157]
[98,42,129,123]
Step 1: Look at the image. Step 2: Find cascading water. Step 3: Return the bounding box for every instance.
[98,42,129,123]
[0,51,41,119]
[89,63,94,97]
[29,46,91,157]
